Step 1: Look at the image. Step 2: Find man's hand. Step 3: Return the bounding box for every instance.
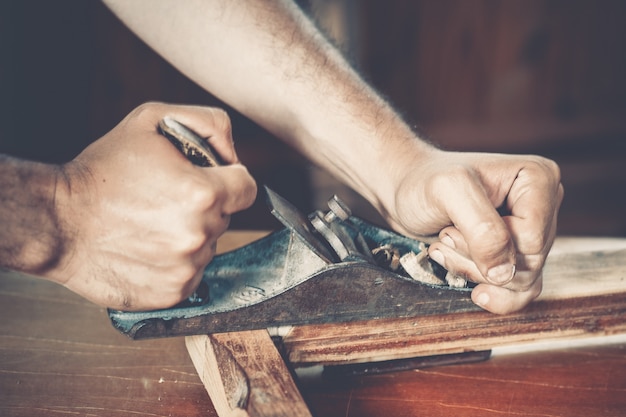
[52,103,257,311]
[386,148,563,314]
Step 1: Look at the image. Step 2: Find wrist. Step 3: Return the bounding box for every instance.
[371,142,445,233]
[291,94,438,219]
[0,156,71,279]
[342,128,439,223]
[47,161,92,285]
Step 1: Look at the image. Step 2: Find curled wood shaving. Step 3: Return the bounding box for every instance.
[399,250,446,286]
[445,272,468,288]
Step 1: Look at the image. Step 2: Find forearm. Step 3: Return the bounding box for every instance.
[103,0,434,213]
[0,155,68,277]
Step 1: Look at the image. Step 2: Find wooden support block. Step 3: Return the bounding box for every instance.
[186,329,312,417]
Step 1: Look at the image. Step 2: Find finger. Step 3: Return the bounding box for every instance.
[471,277,543,314]
[431,239,544,314]
[503,188,563,257]
[192,239,219,272]
[428,242,481,284]
[187,245,215,292]
[503,161,563,254]
[429,240,541,292]
[436,170,516,285]
[121,102,239,166]
[209,164,258,214]
[437,184,561,292]
[439,226,469,255]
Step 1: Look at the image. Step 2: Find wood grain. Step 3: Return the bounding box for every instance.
[0,270,217,417]
[2,234,626,417]
[280,238,626,365]
[186,330,312,417]
[302,342,626,417]
[188,234,626,416]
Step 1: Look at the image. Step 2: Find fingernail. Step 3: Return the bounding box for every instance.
[441,235,455,248]
[429,249,445,267]
[487,263,516,284]
[475,292,490,307]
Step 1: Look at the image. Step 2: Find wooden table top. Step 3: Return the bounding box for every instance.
[2,233,626,417]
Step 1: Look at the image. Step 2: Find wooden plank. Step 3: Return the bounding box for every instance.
[208,236,626,367]
[280,238,626,365]
[186,330,312,417]
[281,292,626,366]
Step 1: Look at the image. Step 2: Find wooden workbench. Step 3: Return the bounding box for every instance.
[1,233,626,417]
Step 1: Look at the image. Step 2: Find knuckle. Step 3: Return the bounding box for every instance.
[128,101,164,120]
[427,165,477,208]
[210,108,233,135]
[210,107,229,120]
[180,177,224,210]
[526,156,562,187]
[191,186,221,209]
[429,165,473,192]
[517,229,547,254]
[178,231,208,255]
[517,253,546,274]
[235,166,258,207]
[506,268,542,294]
[177,263,200,285]
[542,157,562,181]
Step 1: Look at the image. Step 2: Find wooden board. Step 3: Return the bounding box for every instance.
[187,235,626,415]
[0,233,624,417]
[280,237,626,365]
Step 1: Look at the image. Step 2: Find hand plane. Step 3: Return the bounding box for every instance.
[109,186,481,339]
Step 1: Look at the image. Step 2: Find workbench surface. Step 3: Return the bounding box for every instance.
[1,233,625,417]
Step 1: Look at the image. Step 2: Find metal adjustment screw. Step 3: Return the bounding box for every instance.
[325,195,352,223]
[310,210,349,260]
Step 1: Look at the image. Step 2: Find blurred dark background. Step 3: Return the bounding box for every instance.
[1,0,625,235]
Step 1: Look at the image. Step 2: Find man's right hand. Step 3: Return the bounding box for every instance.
[52,102,257,311]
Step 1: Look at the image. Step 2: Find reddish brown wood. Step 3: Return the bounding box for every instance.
[2,233,626,417]
[280,241,626,365]
[0,271,217,417]
[303,342,626,417]
[187,330,312,417]
[282,293,626,366]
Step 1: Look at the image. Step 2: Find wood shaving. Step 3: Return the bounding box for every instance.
[372,244,401,271]
[445,272,468,288]
[399,250,446,286]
